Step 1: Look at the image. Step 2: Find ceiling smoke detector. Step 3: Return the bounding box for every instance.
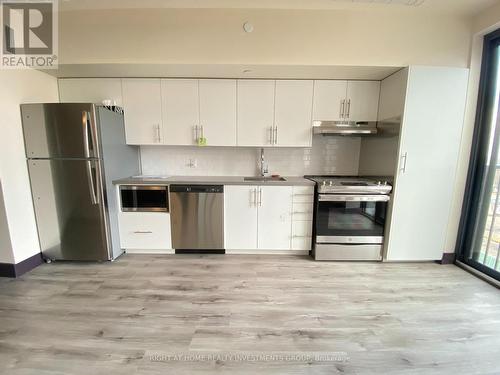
[334,0,425,6]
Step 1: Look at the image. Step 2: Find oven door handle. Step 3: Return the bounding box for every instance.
[318,194,390,202]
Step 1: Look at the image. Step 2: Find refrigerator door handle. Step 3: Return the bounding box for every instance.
[82,111,91,158]
[86,160,100,205]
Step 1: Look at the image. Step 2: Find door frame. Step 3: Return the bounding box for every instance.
[456,28,500,281]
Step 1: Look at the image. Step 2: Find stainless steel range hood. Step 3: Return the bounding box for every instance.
[313,120,378,136]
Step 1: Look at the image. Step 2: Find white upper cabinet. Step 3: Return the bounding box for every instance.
[346,81,380,122]
[312,80,348,121]
[121,79,163,145]
[274,80,314,147]
[199,79,237,146]
[378,69,409,121]
[312,80,380,122]
[237,80,276,147]
[58,78,123,106]
[161,79,199,146]
[60,78,382,147]
[385,66,468,261]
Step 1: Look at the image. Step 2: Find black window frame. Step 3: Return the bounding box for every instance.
[456,28,500,281]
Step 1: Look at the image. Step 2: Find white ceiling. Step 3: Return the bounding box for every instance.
[59,0,499,16]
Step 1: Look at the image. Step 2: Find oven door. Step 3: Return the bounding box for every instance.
[315,194,390,244]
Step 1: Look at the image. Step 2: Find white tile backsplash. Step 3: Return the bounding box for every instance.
[140,136,360,177]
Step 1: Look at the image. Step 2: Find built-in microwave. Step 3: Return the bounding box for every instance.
[120,185,169,212]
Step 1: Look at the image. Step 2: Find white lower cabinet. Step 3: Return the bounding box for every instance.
[291,186,314,250]
[224,186,259,249]
[257,186,293,250]
[225,185,313,252]
[118,212,172,251]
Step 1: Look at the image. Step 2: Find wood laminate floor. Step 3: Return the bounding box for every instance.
[1,254,499,375]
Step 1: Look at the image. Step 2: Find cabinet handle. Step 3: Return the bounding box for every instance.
[340,99,345,118]
[292,211,313,214]
[346,99,351,118]
[274,126,278,145]
[258,188,262,207]
[194,125,199,143]
[269,125,274,145]
[400,152,408,174]
[133,230,153,234]
[200,125,204,139]
[251,188,257,206]
[292,235,311,238]
[155,124,161,143]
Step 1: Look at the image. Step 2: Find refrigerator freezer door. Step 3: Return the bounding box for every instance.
[21,103,100,159]
[28,159,111,261]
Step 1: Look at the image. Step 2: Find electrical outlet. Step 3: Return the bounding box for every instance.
[187,159,197,168]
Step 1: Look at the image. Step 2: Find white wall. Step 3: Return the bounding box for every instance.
[140,136,360,177]
[59,8,472,68]
[0,70,59,263]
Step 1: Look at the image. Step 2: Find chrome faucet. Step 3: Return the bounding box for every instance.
[260,148,269,177]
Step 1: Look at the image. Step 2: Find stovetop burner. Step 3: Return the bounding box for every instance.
[306,176,392,195]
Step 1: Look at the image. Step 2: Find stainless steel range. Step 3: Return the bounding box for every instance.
[307,176,392,261]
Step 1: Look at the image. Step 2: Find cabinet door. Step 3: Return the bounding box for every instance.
[161,79,199,145]
[274,80,314,147]
[119,212,172,250]
[378,69,409,121]
[312,80,347,121]
[346,81,380,122]
[199,79,237,146]
[385,66,468,261]
[258,186,293,250]
[237,80,275,147]
[225,186,258,249]
[58,78,124,106]
[121,79,163,145]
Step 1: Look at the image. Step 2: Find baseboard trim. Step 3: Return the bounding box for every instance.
[175,249,225,254]
[456,260,500,289]
[226,249,310,255]
[0,253,43,278]
[440,252,456,265]
[124,249,175,254]
[0,262,16,277]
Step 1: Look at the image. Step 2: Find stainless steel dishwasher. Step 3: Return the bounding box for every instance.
[169,185,224,253]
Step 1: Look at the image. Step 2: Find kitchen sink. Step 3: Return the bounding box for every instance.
[244,176,287,182]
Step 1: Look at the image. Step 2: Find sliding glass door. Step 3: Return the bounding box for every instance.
[458,29,500,281]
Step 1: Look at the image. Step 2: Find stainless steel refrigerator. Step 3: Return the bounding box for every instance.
[21,103,140,261]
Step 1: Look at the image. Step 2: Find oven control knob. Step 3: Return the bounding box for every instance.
[329,181,333,186]
[322,181,326,186]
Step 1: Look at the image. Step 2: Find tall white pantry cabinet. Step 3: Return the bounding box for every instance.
[383,66,469,261]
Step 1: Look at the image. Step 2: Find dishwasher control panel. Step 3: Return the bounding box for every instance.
[169,185,224,193]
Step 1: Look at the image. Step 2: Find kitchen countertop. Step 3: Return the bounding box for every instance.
[113,175,315,186]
